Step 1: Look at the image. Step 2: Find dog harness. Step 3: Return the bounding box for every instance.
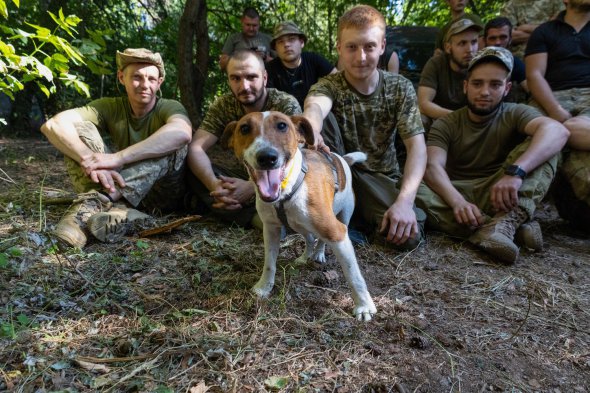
[273,150,342,229]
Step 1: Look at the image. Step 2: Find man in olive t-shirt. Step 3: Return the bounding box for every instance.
[417,47,568,264]
[41,48,192,248]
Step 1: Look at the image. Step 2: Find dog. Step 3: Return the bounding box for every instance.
[221,111,377,321]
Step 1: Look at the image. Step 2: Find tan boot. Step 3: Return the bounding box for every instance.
[514,220,543,251]
[87,206,152,243]
[468,207,528,264]
[53,191,112,248]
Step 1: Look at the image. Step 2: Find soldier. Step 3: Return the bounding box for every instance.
[303,5,427,250]
[41,48,192,248]
[186,50,300,227]
[417,47,569,263]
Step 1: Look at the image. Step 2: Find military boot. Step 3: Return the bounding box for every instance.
[514,220,543,251]
[468,207,529,264]
[53,191,112,248]
[87,205,152,243]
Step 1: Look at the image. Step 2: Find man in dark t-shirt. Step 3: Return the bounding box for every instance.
[265,21,336,107]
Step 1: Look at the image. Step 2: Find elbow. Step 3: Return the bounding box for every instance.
[40,118,55,138]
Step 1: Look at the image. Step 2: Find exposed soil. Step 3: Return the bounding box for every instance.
[0,137,589,392]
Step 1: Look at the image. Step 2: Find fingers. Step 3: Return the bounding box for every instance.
[111,171,126,188]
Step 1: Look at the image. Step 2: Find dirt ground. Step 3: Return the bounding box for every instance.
[0,137,589,393]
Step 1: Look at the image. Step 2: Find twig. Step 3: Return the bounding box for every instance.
[76,354,155,364]
[0,167,15,184]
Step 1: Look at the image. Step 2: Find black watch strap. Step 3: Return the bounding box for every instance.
[505,164,527,179]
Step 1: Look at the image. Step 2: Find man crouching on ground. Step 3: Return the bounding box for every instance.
[41,48,192,248]
[417,47,569,263]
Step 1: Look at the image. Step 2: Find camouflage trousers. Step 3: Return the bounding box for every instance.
[65,121,187,213]
[416,138,559,238]
[321,113,427,246]
[528,87,590,118]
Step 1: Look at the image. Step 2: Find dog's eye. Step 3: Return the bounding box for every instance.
[276,122,287,132]
[240,124,251,135]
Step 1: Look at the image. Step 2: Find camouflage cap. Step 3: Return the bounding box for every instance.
[468,46,514,73]
[271,21,307,49]
[445,18,483,42]
[116,48,165,79]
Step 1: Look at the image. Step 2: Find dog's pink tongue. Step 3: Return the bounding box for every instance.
[254,169,282,201]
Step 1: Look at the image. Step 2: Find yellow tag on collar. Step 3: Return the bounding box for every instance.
[280,162,295,190]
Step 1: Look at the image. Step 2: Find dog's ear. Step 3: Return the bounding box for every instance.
[291,115,315,146]
[220,121,237,150]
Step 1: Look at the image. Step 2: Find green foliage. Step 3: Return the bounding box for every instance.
[0,1,111,103]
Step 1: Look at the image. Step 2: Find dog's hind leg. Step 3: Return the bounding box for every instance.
[330,237,377,322]
[294,233,317,264]
[252,224,282,298]
[311,240,327,264]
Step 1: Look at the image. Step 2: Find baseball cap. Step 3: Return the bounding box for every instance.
[116,48,166,79]
[468,46,514,73]
[445,18,483,42]
[271,21,307,49]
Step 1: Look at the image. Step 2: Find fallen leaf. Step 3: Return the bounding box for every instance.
[74,359,111,373]
[189,381,210,393]
[323,270,339,281]
[264,375,289,390]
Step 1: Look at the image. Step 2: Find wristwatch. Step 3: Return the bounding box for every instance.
[505,164,527,179]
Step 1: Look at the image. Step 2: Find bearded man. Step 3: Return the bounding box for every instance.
[416,47,569,264]
[186,50,300,227]
[418,18,482,130]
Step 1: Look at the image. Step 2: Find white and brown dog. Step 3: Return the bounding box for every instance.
[221,111,377,321]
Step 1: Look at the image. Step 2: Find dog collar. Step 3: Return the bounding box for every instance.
[274,150,308,229]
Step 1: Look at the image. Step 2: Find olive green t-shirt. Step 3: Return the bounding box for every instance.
[307,70,424,177]
[428,103,542,180]
[72,97,189,150]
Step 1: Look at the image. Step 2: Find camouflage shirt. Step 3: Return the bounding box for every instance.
[307,70,424,177]
[501,0,564,58]
[200,88,301,176]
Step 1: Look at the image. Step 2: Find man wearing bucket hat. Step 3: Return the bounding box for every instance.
[266,21,336,107]
[416,46,569,264]
[41,48,192,248]
[418,18,482,130]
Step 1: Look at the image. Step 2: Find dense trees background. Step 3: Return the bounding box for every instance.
[1,0,507,134]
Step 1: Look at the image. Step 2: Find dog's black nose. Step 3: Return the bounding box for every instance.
[256,148,279,169]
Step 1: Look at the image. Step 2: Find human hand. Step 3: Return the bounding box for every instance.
[550,106,573,124]
[88,169,126,194]
[307,131,330,153]
[210,176,255,210]
[80,152,123,175]
[491,175,522,213]
[379,201,418,245]
[452,200,485,228]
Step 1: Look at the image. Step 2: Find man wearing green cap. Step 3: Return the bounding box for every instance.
[266,21,336,107]
[40,48,192,248]
[417,46,569,264]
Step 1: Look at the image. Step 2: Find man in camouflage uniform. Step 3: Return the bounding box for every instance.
[41,48,192,248]
[525,0,590,230]
[417,47,568,263]
[501,0,564,58]
[187,49,300,227]
[303,5,427,250]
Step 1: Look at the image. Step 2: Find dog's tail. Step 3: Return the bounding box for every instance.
[342,152,367,166]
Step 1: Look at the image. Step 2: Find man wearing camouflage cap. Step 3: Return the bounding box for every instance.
[41,48,192,248]
[417,46,569,264]
[266,21,336,107]
[418,18,482,130]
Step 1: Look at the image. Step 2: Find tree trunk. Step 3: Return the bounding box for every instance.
[178,0,209,128]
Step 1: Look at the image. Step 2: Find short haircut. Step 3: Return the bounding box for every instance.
[227,49,265,71]
[242,7,260,19]
[337,5,385,41]
[484,17,513,38]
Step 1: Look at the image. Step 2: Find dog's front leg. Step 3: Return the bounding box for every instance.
[330,237,377,322]
[252,223,282,298]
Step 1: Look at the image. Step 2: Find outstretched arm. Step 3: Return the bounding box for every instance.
[380,134,427,244]
[302,95,333,151]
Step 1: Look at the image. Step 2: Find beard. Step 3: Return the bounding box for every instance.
[236,87,265,106]
[569,0,590,12]
[467,98,503,117]
[449,51,470,71]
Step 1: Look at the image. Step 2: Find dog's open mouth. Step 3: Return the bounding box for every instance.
[246,163,285,203]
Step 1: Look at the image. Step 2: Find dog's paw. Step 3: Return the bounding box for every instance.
[311,252,326,264]
[353,303,377,322]
[251,281,273,298]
